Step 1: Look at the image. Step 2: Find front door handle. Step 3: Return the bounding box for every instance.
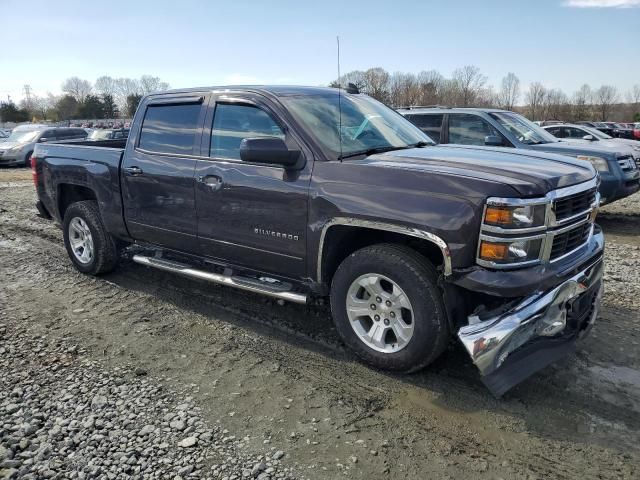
[197,175,223,192]
[123,166,143,176]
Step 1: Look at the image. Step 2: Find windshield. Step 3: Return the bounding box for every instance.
[582,126,611,139]
[89,130,113,140]
[6,129,41,143]
[489,112,558,145]
[281,93,433,158]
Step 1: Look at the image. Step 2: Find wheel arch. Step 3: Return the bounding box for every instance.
[57,183,98,220]
[317,218,452,285]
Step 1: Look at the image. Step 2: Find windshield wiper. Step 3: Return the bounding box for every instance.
[339,141,430,160]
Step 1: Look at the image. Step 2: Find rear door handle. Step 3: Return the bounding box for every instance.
[197,175,223,192]
[123,166,143,176]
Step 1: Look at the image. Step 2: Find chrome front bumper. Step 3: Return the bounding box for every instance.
[458,256,603,396]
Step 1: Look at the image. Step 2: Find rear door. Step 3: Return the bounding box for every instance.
[121,94,207,252]
[446,113,508,146]
[405,113,444,143]
[194,92,312,279]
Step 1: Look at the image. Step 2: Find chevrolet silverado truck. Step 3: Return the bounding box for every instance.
[32,86,604,396]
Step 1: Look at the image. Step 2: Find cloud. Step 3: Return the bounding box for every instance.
[564,0,640,7]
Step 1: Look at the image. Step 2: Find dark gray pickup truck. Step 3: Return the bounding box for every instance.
[32,86,604,396]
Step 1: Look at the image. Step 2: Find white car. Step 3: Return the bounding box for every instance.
[543,123,640,165]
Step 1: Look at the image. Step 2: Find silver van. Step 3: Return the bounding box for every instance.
[0,125,87,167]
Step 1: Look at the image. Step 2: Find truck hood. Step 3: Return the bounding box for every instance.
[365,144,596,197]
[529,140,624,159]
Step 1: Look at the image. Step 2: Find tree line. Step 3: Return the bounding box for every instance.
[0,75,170,123]
[331,66,640,122]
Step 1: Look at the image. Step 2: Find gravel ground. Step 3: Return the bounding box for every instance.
[0,325,294,479]
[1,169,640,479]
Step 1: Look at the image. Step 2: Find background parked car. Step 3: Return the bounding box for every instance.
[399,107,640,204]
[0,125,87,167]
[602,122,635,139]
[543,123,640,167]
[634,123,640,140]
[87,128,129,141]
[575,121,616,137]
[0,129,9,142]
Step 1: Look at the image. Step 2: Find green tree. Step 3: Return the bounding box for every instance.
[102,94,118,118]
[78,94,105,119]
[55,95,79,121]
[0,101,30,122]
[126,94,143,117]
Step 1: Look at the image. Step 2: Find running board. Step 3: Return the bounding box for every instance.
[131,254,307,304]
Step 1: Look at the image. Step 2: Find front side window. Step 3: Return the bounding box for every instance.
[281,93,431,158]
[448,114,499,146]
[138,103,201,154]
[489,112,558,145]
[566,127,588,139]
[406,114,443,142]
[210,103,284,160]
[41,130,56,140]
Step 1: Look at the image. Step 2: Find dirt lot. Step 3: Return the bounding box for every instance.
[1,168,639,479]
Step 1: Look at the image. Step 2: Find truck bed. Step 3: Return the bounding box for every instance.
[33,139,128,239]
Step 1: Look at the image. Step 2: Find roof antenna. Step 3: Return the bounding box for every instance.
[337,35,343,161]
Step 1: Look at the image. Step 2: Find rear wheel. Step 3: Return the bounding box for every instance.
[63,201,119,275]
[330,244,449,372]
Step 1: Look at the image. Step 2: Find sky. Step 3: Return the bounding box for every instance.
[1,0,639,103]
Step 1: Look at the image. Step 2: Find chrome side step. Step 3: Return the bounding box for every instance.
[132,254,307,304]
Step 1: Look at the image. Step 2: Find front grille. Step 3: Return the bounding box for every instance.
[618,155,636,172]
[553,187,597,222]
[550,222,592,260]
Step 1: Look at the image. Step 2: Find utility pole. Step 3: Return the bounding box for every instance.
[23,85,33,107]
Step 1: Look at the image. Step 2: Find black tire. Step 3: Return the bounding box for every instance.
[24,151,33,168]
[330,243,449,373]
[62,200,119,275]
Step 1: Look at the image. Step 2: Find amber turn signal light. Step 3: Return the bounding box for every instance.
[484,206,513,225]
[479,241,508,261]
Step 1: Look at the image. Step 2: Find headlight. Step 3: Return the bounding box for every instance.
[479,237,543,264]
[576,155,609,172]
[484,204,546,229]
[9,145,22,152]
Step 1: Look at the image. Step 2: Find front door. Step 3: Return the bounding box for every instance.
[121,95,206,252]
[194,93,312,279]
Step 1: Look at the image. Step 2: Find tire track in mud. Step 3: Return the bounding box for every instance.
[2,188,640,478]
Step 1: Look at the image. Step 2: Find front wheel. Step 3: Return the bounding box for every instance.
[24,151,33,168]
[62,201,119,275]
[330,244,449,372]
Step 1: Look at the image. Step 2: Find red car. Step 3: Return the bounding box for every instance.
[634,123,640,140]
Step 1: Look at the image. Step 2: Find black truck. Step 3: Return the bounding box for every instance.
[32,86,604,396]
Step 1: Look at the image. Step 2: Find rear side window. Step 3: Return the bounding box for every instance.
[138,103,202,155]
[546,127,564,138]
[210,103,284,160]
[405,114,443,142]
[448,114,499,146]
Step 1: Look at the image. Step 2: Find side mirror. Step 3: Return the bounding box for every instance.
[582,135,595,141]
[239,137,301,168]
[484,135,503,147]
[39,137,50,143]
